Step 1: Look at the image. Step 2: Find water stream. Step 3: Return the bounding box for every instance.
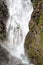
[4,0,33,65]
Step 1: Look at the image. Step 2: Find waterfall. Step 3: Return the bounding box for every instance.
[3,0,33,65]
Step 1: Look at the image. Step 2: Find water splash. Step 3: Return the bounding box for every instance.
[6,0,33,64]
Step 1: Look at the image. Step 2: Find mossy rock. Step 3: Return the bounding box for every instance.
[25,0,43,65]
[0,0,9,40]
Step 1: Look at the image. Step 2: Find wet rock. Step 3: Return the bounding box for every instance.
[0,45,9,65]
[0,44,22,65]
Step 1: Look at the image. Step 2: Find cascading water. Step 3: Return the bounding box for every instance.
[3,0,33,65]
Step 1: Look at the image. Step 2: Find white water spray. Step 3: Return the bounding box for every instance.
[6,0,33,64]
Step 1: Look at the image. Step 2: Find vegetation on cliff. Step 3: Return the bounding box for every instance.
[25,0,43,65]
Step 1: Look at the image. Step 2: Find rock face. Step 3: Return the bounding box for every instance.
[25,0,43,65]
[0,44,9,65]
[0,44,23,65]
[0,0,9,40]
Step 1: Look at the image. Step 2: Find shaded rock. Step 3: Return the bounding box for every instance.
[0,0,9,40]
[0,45,9,65]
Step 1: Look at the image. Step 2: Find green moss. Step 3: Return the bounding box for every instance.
[39,12,43,24]
[33,2,38,7]
[32,0,41,8]
[0,34,6,40]
[30,25,35,32]
[40,29,43,43]
[27,46,43,65]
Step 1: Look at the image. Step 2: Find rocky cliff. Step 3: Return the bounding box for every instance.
[0,0,9,40]
[25,0,43,65]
